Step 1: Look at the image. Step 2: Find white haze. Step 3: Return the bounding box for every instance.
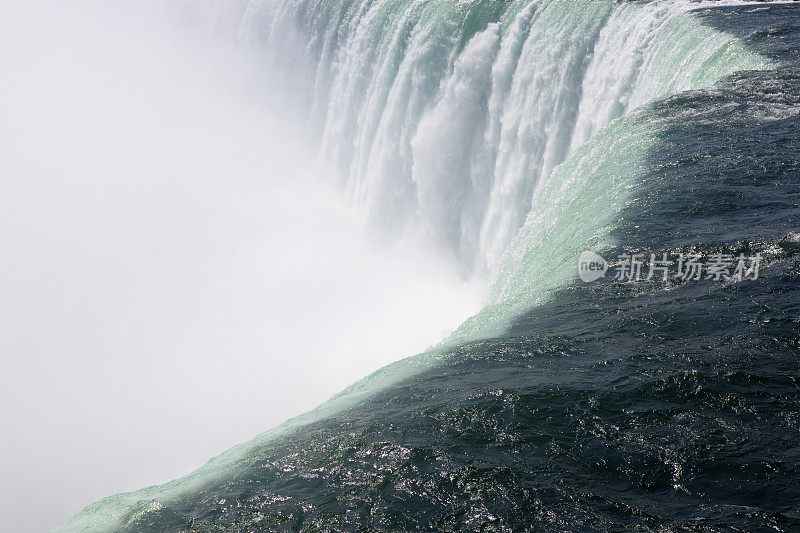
[0,2,482,531]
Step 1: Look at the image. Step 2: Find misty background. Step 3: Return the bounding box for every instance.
[0,2,481,531]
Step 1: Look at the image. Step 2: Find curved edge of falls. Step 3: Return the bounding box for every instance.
[54,1,774,531]
[225,0,771,276]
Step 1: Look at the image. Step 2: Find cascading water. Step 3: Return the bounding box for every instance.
[55,0,795,531]
[204,0,768,342]
[219,0,766,281]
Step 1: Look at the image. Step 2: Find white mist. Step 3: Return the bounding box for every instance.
[0,2,482,531]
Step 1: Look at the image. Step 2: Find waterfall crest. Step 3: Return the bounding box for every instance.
[218,0,767,278]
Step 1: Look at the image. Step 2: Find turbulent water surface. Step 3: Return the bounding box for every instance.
[57,0,800,531]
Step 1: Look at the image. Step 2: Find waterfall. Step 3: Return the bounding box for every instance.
[54,1,774,530]
[215,0,767,279]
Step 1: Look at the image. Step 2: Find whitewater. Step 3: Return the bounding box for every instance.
[211,0,770,335]
[44,0,800,530]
